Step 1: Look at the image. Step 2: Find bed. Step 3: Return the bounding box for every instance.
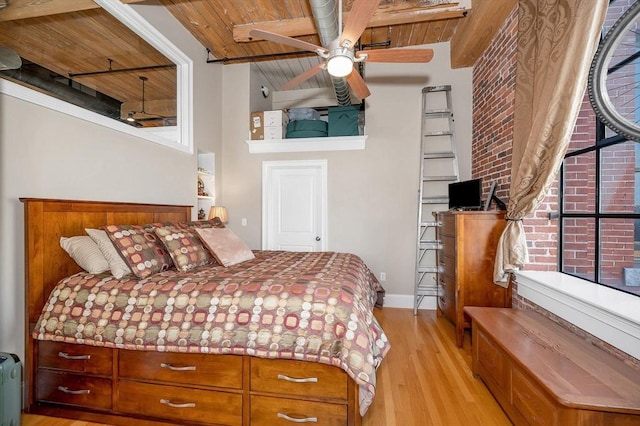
[21,198,389,426]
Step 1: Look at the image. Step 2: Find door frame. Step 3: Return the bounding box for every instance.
[262,159,328,250]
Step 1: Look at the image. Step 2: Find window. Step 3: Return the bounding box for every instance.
[559,0,639,296]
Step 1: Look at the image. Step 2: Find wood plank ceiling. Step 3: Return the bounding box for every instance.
[0,0,513,126]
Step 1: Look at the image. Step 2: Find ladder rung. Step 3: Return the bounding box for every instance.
[422,175,458,182]
[420,241,442,250]
[424,131,453,137]
[418,266,443,274]
[424,109,451,116]
[420,221,442,227]
[422,85,451,93]
[422,196,449,204]
[423,152,456,159]
[415,288,438,296]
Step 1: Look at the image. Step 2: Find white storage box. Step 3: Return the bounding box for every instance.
[264,110,289,127]
[264,126,285,140]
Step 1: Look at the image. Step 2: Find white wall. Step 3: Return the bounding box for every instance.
[0,4,222,361]
[220,42,472,309]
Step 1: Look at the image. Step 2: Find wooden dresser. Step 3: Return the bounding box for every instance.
[435,210,511,347]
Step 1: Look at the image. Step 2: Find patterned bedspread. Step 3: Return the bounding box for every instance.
[33,250,390,414]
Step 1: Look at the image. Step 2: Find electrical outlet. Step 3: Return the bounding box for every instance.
[241,218,247,227]
[380,272,386,281]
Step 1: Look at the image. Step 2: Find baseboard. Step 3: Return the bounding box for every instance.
[383,293,437,310]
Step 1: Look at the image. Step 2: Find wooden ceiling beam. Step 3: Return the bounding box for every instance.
[234,3,469,43]
[449,0,516,68]
[0,0,146,22]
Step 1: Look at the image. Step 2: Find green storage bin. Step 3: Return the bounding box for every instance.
[328,105,359,136]
[286,120,328,138]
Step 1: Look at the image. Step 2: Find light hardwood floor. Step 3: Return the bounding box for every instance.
[22,308,511,426]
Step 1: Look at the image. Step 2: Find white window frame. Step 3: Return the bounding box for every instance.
[516,271,640,359]
[0,0,193,153]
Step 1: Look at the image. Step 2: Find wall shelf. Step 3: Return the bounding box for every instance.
[246,135,367,154]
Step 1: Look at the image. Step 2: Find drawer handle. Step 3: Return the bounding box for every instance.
[160,362,196,371]
[277,374,318,383]
[58,351,91,361]
[277,413,318,423]
[57,386,90,395]
[160,398,196,409]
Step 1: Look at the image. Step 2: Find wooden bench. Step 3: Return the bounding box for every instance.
[464,307,640,426]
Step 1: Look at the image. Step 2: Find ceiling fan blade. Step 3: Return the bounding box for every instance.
[357,48,434,63]
[249,29,327,54]
[346,69,370,99]
[281,63,326,91]
[340,0,381,48]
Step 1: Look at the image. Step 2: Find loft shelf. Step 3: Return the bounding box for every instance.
[246,135,367,154]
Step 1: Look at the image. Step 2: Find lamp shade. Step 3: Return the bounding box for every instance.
[208,206,228,223]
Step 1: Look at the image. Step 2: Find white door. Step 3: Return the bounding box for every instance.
[262,160,327,251]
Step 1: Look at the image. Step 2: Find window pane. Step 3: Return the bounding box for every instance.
[600,218,640,295]
[561,218,596,281]
[600,142,637,213]
[563,152,596,213]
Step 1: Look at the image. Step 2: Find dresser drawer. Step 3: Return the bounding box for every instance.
[251,358,347,400]
[36,369,112,410]
[439,235,456,260]
[439,213,456,237]
[438,274,456,301]
[118,380,242,426]
[38,341,112,375]
[438,295,455,323]
[250,395,347,426]
[119,350,243,389]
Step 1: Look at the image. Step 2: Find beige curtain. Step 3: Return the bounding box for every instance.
[494,0,608,285]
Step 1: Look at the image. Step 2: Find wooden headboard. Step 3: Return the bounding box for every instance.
[20,198,191,405]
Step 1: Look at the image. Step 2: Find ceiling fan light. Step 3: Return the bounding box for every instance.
[327,55,353,77]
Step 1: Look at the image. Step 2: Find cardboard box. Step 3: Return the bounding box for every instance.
[250,111,264,140]
[250,110,290,140]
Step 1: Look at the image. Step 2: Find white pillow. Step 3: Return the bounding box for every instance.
[85,228,132,279]
[195,227,255,267]
[60,236,109,274]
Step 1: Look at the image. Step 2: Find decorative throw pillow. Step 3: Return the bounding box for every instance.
[154,225,213,272]
[176,217,226,230]
[103,223,173,279]
[195,227,255,267]
[60,236,109,274]
[85,228,132,279]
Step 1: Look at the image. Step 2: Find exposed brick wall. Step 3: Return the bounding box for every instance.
[471,6,558,271]
[470,3,638,365]
[471,8,516,205]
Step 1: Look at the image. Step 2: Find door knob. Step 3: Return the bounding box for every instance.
[315,236,321,241]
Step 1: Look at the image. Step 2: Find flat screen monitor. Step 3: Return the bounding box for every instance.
[448,178,482,210]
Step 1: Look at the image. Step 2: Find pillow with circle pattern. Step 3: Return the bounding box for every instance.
[103,223,173,279]
[154,225,213,272]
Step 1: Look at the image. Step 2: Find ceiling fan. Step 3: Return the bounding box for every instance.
[249,0,434,99]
